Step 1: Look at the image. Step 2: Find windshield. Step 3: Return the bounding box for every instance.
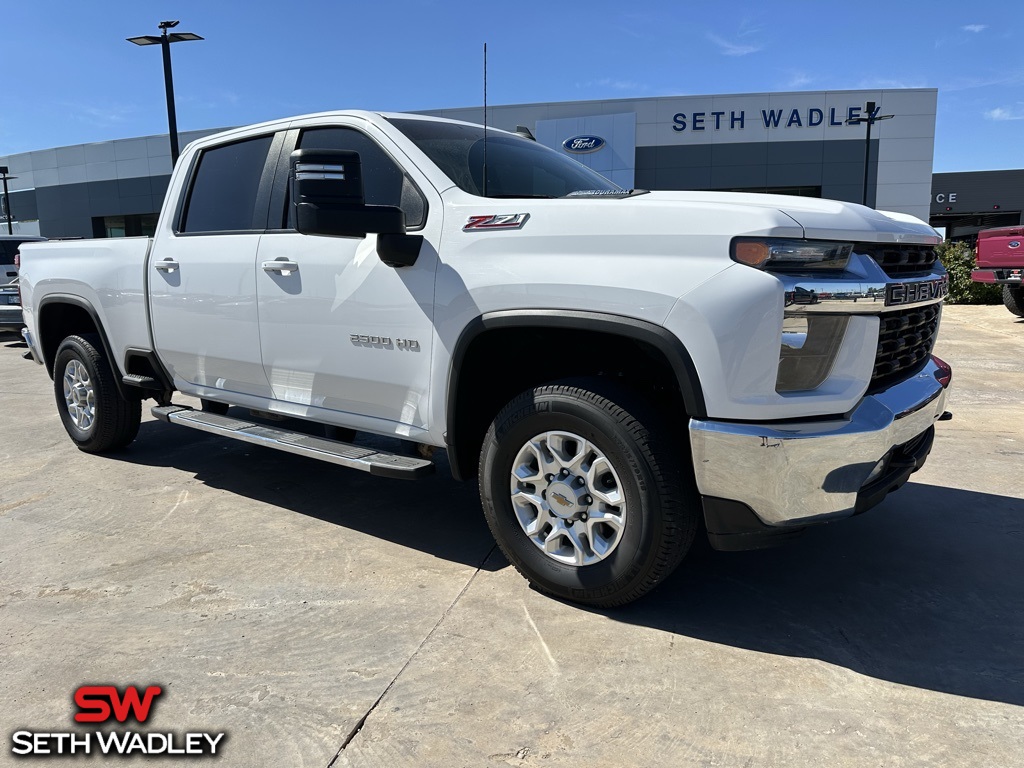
[389,118,621,198]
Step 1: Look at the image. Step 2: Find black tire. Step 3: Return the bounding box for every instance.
[479,380,699,607]
[53,334,141,452]
[200,399,230,415]
[1004,285,1024,318]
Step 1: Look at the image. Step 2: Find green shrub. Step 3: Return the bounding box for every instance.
[936,241,1002,305]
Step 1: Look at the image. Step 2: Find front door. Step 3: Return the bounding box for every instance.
[255,123,440,429]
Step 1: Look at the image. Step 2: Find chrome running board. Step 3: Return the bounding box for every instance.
[151,405,434,480]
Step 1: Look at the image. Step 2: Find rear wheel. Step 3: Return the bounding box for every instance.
[479,380,699,607]
[1004,285,1024,317]
[54,334,141,452]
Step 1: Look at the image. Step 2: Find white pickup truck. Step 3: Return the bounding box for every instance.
[19,111,952,606]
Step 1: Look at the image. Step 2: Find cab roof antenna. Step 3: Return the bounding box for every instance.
[482,42,488,198]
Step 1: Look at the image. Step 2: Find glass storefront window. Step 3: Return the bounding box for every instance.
[92,213,159,238]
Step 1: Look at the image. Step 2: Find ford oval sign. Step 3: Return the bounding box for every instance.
[1009,241,1021,248]
[563,135,606,154]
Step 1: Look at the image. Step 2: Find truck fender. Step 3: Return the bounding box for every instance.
[37,294,131,400]
[445,309,707,480]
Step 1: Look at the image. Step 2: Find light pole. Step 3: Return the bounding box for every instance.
[847,101,894,207]
[0,166,16,235]
[127,20,204,165]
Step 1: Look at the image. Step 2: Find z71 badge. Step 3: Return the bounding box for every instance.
[885,275,949,307]
[463,213,529,231]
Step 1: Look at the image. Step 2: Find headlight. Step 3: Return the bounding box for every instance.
[732,238,853,273]
[776,315,850,392]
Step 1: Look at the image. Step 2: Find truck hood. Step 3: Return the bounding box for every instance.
[445,189,940,248]
[631,191,941,245]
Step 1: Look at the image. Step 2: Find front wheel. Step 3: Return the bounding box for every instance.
[479,381,699,607]
[1004,285,1024,317]
[54,334,141,452]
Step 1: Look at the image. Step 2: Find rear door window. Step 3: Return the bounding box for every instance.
[181,135,274,233]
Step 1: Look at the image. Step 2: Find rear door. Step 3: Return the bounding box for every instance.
[149,133,282,398]
[254,121,440,429]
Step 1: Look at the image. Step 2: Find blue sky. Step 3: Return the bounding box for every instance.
[3,1,1023,172]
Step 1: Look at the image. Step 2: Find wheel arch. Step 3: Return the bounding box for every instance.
[37,295,130,399]
[445,309,707,481]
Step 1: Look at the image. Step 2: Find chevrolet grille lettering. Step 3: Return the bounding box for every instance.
[885,276,949,307]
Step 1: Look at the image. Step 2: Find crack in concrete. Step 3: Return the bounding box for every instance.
[326,543,498,767]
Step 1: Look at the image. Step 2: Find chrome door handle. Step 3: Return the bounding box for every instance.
[262,260,299,275]
[154,259,179,272]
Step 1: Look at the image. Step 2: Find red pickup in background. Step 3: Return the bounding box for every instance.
[972,225,1024,318]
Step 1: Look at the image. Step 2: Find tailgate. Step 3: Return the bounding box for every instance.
[976,226,1024,268]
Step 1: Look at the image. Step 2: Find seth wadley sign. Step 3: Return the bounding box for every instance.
[671,104,883,132]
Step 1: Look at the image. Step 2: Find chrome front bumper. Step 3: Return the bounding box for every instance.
[689,358,949,527]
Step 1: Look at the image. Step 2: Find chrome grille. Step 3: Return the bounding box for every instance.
[869,304,941,393]
[856,243,940,277]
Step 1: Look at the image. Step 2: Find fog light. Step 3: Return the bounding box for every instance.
[865,457,888,485]
[776,315,850,392]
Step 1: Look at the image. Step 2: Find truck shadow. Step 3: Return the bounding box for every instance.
[1,330,27,347]
[111,419,1024,706]
[110,416,500,572]
[606,482,1024,708]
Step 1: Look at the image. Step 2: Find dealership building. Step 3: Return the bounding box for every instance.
[0,87,989,240]
[929,169,1024,241]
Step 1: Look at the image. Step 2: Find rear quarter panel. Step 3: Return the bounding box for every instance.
[20,238,153,374]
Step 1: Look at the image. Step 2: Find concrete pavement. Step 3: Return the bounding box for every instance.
[1,305,1022,767]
